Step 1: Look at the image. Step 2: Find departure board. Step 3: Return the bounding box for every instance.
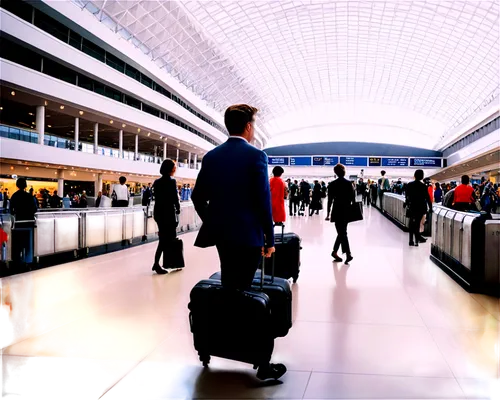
[340,156,368,166]
[268,157,289,165]
[410,158,442,167]
[324,156,339,165]
[313,157,325,166]
[290,156,312,166]
[382,157,409,167]
[369,157,381,167]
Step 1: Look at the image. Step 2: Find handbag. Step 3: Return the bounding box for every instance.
[171,238,185,269]
[347,201,364,223]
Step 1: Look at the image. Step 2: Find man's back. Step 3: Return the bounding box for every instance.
[192,137,274,248]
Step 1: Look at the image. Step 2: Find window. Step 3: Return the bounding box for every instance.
[1,0,33,22]
[104,86,123,102]
[34,10,68,42]
[140,73,153,88]
[93,81,105,96]
[77,74,94,91]
[143,103,160,117]
[43,58,76,84]
[0,37,42,71]
[82,38,105,62]
[106,52,125,73]
[125,64,140,81]
[125,95,141,110]
[69,30,82,50]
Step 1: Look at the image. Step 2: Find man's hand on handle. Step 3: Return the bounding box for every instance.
[262,246,275,258]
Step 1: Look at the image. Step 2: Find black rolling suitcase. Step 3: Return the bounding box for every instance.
[209,255,292,338]
[188,273,275,368]
[261,224,301,283]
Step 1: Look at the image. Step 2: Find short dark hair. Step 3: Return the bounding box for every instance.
[414,169,424,181]
[119,176,127,185]
[272,166,284,177]
[381,170,386,176]
[160,159,176,176]
[461,175,470,185]
[334,163,346,178]
[16,178,27,190]
[224,104,258,135]
[435,182,441,189]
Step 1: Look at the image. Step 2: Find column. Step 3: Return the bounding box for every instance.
[95,173,103,196]
[36,105,45,145]
[135,134,139,161]
[163,142,167,161]
[57,170,64,197]
[93,123,99,154]
[193,154,198,170]
[176,148,179,163]
[188,152,192,169]
[119,129,123,158]
[74,117,79,151]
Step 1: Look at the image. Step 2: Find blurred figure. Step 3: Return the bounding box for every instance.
[378,170,390,208]
[29,188,38,210]
[2,190,8,212]
[405,170,431,246]
[10,178,37,263]
[49,190,62,208]
[79,192,88,208]
[112,176,129,207]
[453,175,475,212]
[95,191,102,208]
[309,180,323,216]
[288,179,300,216]
[142,183,152,207]
[434,182,443,203]
[269,166,286,224]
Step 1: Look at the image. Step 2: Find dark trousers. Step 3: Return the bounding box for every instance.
[408,215,423,243]
[155,221,177,267]
[363,193,369,206]
[289,199,299,215]
[216,244,262,290]
[333,221,351,255]
[115,200,129,207]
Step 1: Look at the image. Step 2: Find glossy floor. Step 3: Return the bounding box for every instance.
[1,207,499,399]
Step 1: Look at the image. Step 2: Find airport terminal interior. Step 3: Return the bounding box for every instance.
[0,0,499,399]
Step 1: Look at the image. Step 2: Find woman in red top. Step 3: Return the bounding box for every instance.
[453,175,475,212]
[270,166,286,224]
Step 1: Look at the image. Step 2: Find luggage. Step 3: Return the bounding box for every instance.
[168,238,185,269]
[209,255,292,338]
[261,224,301,283]
[347,201,364,223]
[188,274,275,368]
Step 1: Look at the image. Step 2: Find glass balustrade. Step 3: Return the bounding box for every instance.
[0,124,193,168]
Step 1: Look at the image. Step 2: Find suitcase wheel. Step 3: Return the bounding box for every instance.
[199,354,210,367]
[253,364,258,370]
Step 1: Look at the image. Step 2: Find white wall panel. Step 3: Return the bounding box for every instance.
[446,129,500,167]
[0,137,200,180]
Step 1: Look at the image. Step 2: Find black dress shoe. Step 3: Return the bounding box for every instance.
[256,363,287,380]
[331,252,343,262]
[152,264,168,274]
[409,241,415,246]
[417,237,427,243]
[345,254,354,264]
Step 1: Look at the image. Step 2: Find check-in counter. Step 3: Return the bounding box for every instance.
[431,204,498,296]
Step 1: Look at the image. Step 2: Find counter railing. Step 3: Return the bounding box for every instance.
[0,202,201,265]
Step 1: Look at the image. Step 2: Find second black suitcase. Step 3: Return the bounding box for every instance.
[209,264,292,338]
[188,279,274,368]
[262,226,301,283]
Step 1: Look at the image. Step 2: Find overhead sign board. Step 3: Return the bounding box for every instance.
[313,156,339,166]
[268,156,289,166]
[369,157,381,167]
[410,158,442,167]
[382,157,409,167]
[340,156,368,167]
[290,156,312,166]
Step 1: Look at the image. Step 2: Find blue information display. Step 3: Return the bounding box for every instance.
[410,158,441,167]
[382,157,409,167]
[312,157,325,166]
[369,157,381,167]
[290,156,312,166]
[324,156,339,165]
[340,156,368,167]
[268,156,289,166]
[313,156,339,166]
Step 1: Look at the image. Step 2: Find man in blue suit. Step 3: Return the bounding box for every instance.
[192,104,285,380]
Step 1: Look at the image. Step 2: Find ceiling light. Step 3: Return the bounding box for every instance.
[137,128,141,133]
[109,120,114,124]
[26,167,29,170]
[44,101,48,106]
[47,125,52,128]
[10,166,14,170]
[177,143,181,147]
[122,124,126,128]
[159,135,162,139]
[79,111,84,116]
[147,132,150,136]
[0,107,3,111]
[10,91,15,96]
[29,112,34,116]
[60,105,65,110]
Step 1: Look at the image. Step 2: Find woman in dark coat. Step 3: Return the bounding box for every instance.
[326,164,355,264]
[309,180,323,216]
[152,159,181,274]
[405,169,432,246]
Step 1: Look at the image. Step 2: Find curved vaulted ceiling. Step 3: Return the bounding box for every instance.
[73,0,499,149]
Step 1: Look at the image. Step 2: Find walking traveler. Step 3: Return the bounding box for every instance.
[112,177,130,207]
[270,166,286,224]
[405,169,432,246]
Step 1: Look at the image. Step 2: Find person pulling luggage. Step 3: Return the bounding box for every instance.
[192,104,286,381]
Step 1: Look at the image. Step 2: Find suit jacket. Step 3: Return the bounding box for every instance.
[153,176,180,226]
[191,137,274,248]
[327,177,355,223]
[405,180,432,217]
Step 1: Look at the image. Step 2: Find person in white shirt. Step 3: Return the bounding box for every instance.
[112,176,130,207]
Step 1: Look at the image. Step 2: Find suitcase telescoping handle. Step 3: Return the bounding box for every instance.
[274,222,285,241]
[260,252,275,289]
